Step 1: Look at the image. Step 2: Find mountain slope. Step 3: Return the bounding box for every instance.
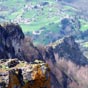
[0,23,24,59]
[0,23,88,88]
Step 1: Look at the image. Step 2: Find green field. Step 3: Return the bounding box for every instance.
[0,0,88,44]
[1,0,87,33]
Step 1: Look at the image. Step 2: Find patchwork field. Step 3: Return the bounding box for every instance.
[0,0,88,44]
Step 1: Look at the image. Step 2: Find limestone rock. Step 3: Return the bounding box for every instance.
[6,59,19,68]
[0,59,51,88]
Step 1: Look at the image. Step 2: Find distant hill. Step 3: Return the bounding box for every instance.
[0,0,88,44]
[60,0,88,15]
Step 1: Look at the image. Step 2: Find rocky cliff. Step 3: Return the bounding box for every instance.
[0,23,88,88]
[53,36,88,65]
[0,23,24,59]
[0,59,50,88]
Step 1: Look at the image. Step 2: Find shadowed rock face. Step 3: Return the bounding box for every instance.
[54,36,88,65]
[0,23,88,88]
[0,23,25,59]
[39,36,88,88]
[37,46,56,63]
[0,23,55,62]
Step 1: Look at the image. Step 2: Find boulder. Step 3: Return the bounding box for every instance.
[0,59,51,88]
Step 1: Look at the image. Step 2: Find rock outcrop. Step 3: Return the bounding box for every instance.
[0,23,25,59]
[0,23,88,88]
[53,36,88,65]
[0,59,50,88]
[48,36,88,88]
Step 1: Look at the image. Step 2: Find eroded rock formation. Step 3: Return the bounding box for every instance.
[0,59,50,88]
[53,36,88,65]
[0,23,24,59]
[0,23,88,88]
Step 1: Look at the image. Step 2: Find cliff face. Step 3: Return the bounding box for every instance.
[0,23,88,88]
[0,59,50,88]
[0,23,24,59]
[47,36,88,88]
[54,36,88,65]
